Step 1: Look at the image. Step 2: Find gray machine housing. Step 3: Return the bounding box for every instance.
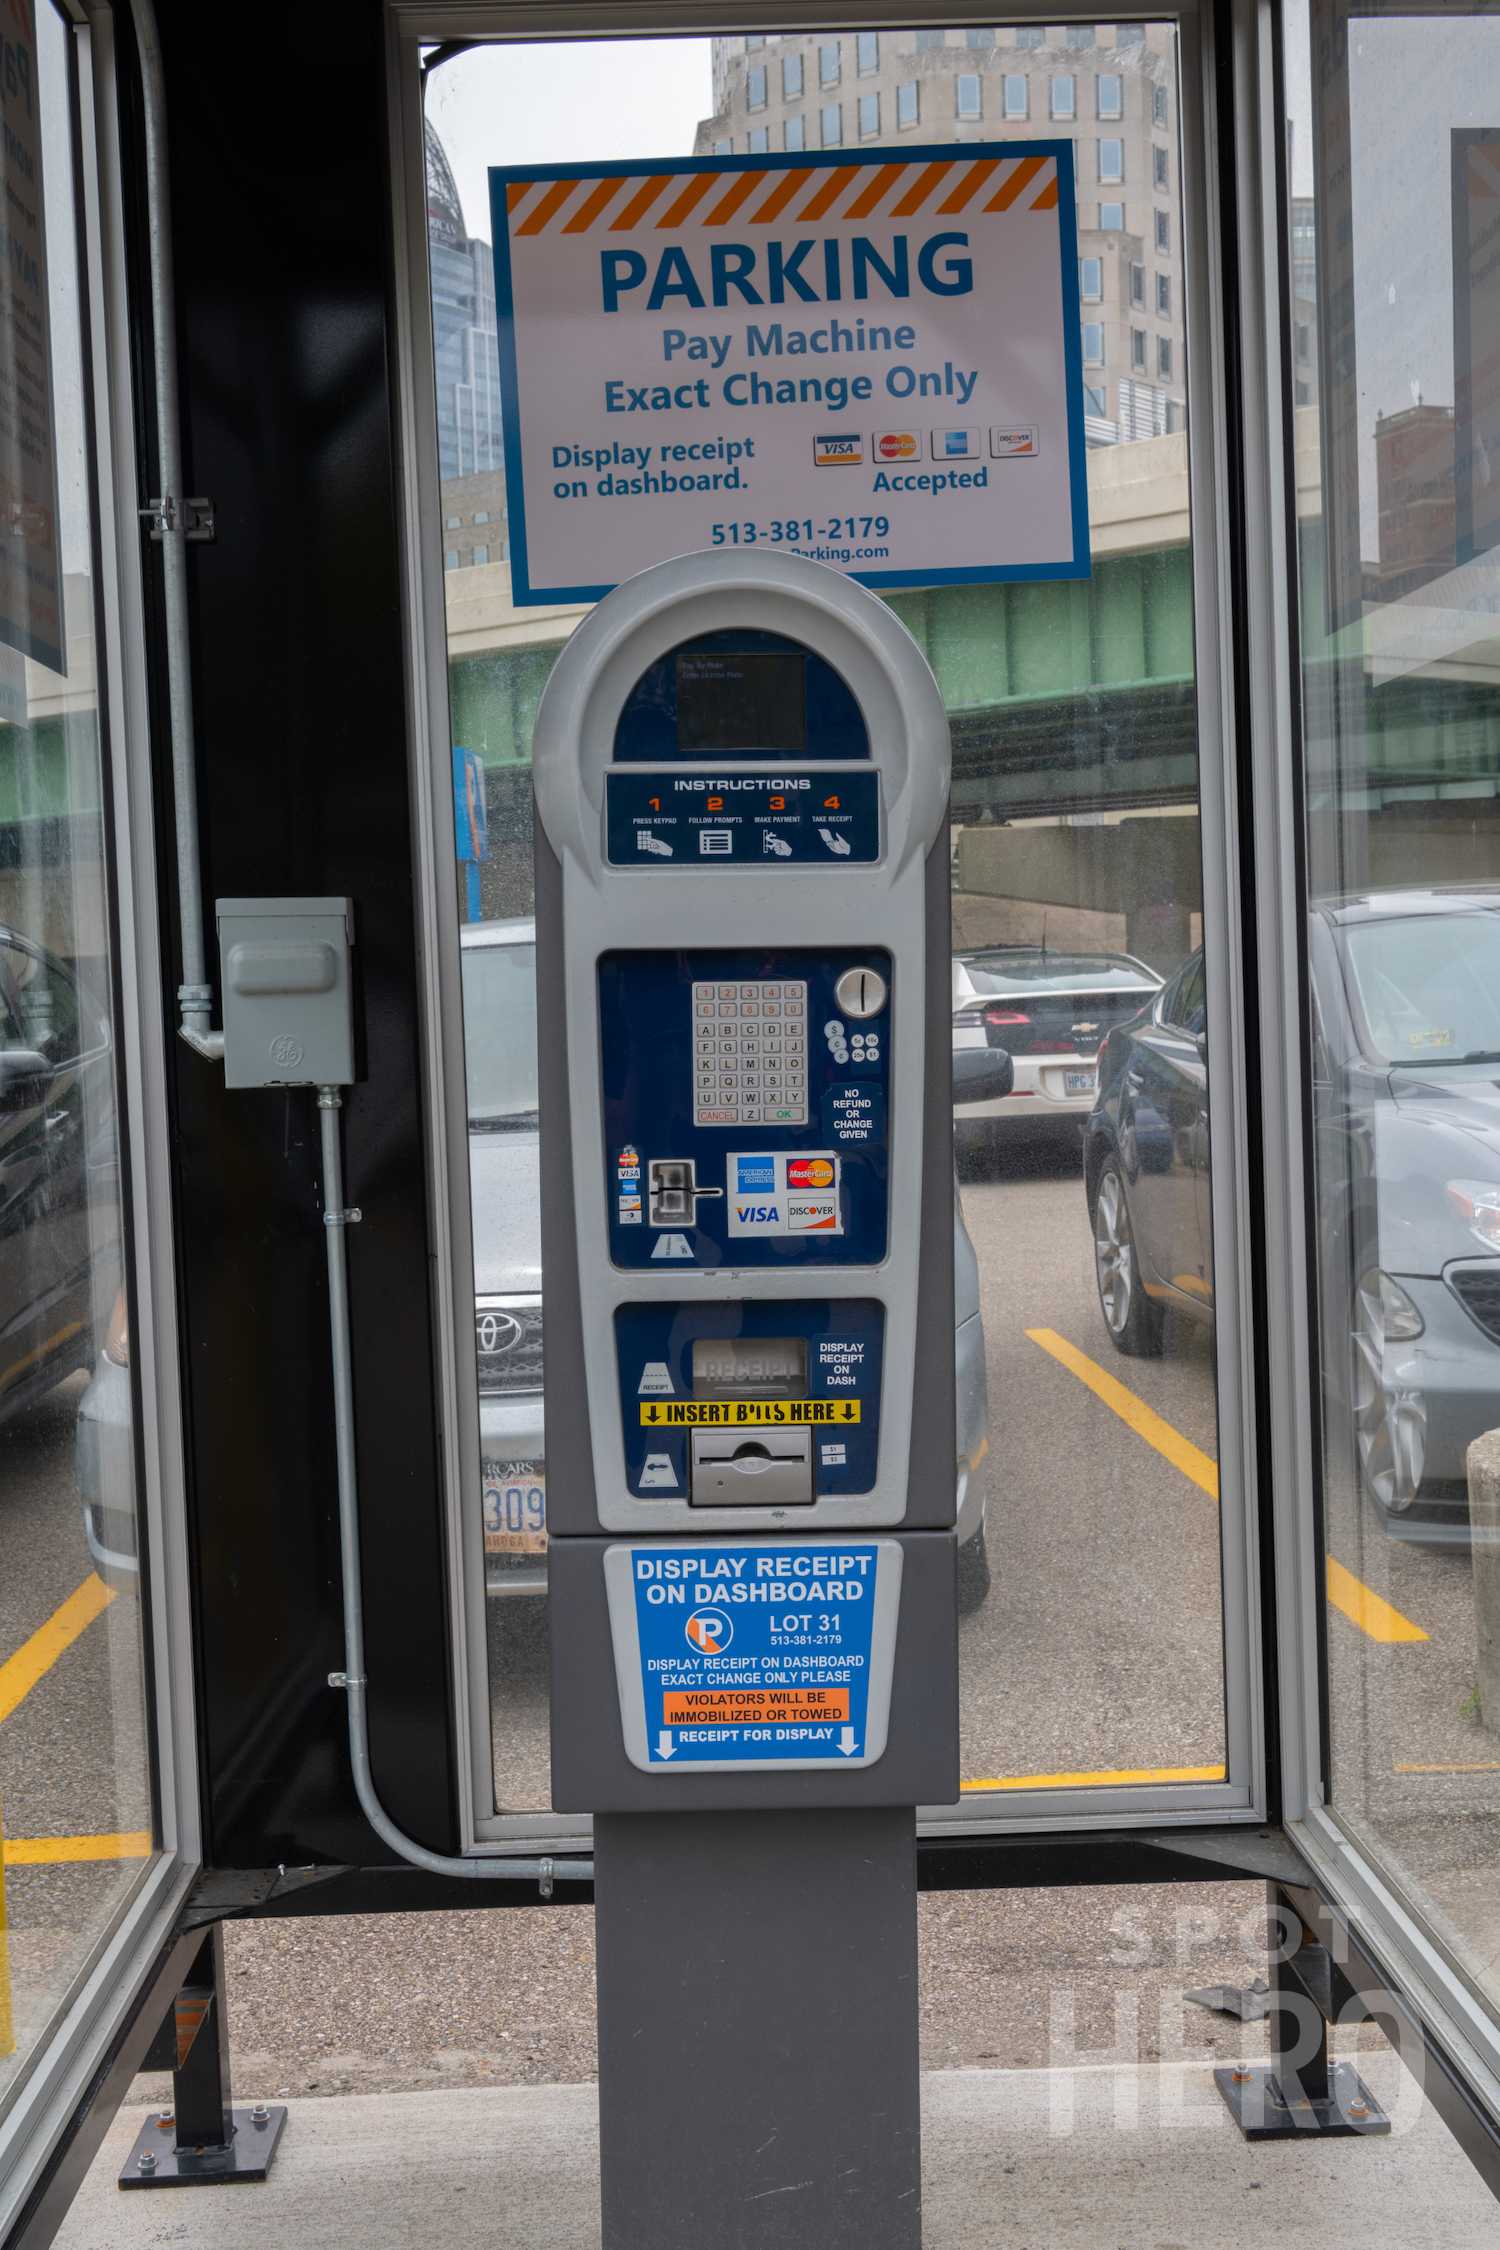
[533,550,958,1811]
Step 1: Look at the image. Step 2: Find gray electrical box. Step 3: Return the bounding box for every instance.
[216,897,355,1089]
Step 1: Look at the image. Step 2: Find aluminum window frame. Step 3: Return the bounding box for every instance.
[386,0,1266,1856]
[0,3,202,2225]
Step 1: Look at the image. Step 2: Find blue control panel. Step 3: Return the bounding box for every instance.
[600,947,891,1270]
[606,768,880,868]
[615,1298,884,1500]
[612,629,870,763]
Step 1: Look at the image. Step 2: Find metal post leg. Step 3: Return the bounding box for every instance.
[119,1926,287,2187]
[1213,1884,1390,2141]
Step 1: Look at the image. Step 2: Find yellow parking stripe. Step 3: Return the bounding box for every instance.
[1025,1326,1219,1497]
[1395,1760,1500,1775]
[1325,1555,1428,1644]
[962,1763,1225,1792]
[2,1830,152,1867]
[0,1575,116,1727]
[1025,1326,1430,1647]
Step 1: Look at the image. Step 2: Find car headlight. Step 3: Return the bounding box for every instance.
[1358,1268,1424,1341]
[1446,1180,1500,1254]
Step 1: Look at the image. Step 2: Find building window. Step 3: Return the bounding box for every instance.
[1295,321,1311,363]
[1080,255,1103,302]
[1128,261,1145,306]
[1131,326,1147,370]
[1157,336,1173,380]
[749,125,768,152]
[472,544,489,566]
[785,114,805,150]
[1098,137,1124,182]
[1116,22,1145,45]
[1051,73,1076,118]
[915,27,945,51]
[782,50,803,99]
[819,41,840,85]
[1153,144,1169,188]
[714,136,732,155]
[857,31,879,73]
[1099,200,1124,229]
[1152,82,1168,125]
[1084,381,1108,415]
[444,550,459,569]
[1156,271,1171,315]
[1066,23,1093,47]
[1097,71,1122,117]
[956,73,982,120]
[747,63,767,108]
[445,514,461,529]
[821,101,842,146]
[897,79,919,127]
[1003,74,1028,118]
[1154,207,1170,253]
[1295,379,1311,406]
[967,25,995,46]
[473,510,490,524]
[1083,320,1105,364]
[1017,23,1045,45]
[745,32,764,49]
[859,91,880,136]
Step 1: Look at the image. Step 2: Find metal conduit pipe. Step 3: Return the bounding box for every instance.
[129,0,219,1059]
[129,1,577,1886]
[319,1092,591,1889]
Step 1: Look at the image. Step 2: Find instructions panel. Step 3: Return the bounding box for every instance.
[490,142,1089,602]
[604,1539,902,1772]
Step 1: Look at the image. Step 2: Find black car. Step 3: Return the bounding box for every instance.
[0,926,115,1423]
[1084,892,1500,1539]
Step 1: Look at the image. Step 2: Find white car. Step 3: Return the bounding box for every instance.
[952,947,1163,1130]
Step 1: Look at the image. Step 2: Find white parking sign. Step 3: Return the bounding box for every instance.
[489,141,1090,603]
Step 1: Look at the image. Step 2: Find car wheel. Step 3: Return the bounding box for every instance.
[1092,1159,1164,1358]
[1351,1274,1427,1518]
[957,1522,991,1615]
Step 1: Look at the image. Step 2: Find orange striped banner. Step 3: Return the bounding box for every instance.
[504,155,1059,236]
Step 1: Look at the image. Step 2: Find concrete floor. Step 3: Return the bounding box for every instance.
[51,2056,1500,2249]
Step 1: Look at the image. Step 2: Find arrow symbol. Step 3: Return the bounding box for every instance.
[645,1404,660,1422]
[657,1730,676,1760]
[842,1402,857,1421]
[838,1727,858,1756]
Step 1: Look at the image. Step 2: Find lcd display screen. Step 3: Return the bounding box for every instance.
[691,1337,808,1399]
[676,650,807,753]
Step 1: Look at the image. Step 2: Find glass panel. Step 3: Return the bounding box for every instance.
[426,19,1222,1821]
[0,3,155,2107]
[1287,0,1500,2025]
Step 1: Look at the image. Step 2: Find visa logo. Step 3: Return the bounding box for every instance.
[735,1204,780,1224]
[814,433,863,466]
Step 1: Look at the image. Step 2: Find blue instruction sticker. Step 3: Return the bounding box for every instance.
[604,1540,901,1773]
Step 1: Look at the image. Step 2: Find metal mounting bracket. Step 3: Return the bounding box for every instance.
[141,494,215,541]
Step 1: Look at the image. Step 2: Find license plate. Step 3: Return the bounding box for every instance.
[482,1461,548,1555]
[1064,1068,1097,1096]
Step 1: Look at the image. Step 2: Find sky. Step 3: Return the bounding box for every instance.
[425,40,714,243]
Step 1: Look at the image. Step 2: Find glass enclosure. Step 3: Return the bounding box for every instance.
[1288,0,1500,2037]
[421,17,1242,1824]
[0,3,155,2110]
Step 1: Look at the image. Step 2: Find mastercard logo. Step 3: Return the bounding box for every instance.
[874,431,920,461]
[787,1157,836,1188]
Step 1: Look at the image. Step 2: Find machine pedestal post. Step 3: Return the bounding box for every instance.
[1213,1884,1390,2142]
[595,1806,921,2249]
[119,1927,286,2187]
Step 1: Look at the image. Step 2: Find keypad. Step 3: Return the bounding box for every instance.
[692,978,808,1126]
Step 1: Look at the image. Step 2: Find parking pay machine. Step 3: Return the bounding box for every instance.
[534,549,957,2250]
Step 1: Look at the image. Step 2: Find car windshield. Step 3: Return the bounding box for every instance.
[956,951,1156,995]
[1339,909,1500,1065]
[461,938,540,1126]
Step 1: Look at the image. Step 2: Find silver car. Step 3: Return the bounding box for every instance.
[80,920,997,1612]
